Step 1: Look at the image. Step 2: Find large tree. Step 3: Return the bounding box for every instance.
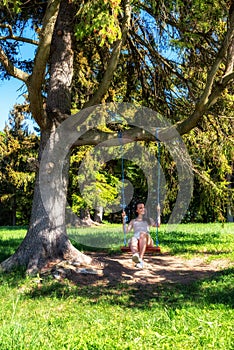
[0,0,233,273]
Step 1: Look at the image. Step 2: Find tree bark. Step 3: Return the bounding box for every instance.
[1,129,93,274]
[0,0,95,274]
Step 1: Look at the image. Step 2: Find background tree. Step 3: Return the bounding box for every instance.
[68,146,122,224]
[0,0,233,273]
[0,106,39,225]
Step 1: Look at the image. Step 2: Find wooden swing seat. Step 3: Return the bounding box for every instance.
[120,245,161,254]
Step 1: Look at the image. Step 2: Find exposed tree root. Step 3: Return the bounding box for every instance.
[0,241,103,276]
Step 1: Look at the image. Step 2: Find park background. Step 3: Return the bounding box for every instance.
[0,1,234,349]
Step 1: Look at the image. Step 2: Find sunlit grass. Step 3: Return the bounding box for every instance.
[67,223,234,262]
[0,223,234,349]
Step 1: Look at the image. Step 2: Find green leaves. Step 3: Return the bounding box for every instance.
[2,0,22,14]
[75,0,122,46]
[0,128,38,225]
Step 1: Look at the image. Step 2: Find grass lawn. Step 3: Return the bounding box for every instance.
[0,223,233,349]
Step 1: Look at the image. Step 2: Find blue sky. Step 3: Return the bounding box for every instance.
[0,25,37,132]
[0,78,26,131]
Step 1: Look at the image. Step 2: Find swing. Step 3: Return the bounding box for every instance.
[118,129,161,254]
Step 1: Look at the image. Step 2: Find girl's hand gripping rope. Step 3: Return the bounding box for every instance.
[156,204,161,227]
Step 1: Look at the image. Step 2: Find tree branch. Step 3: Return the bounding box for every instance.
[224,1,234,77]
[175,4,234,135]
[207,71,234,108]
[27,0,61,129]
[83,0,131,108]
[0,45,29,82]
[0,24,39,45]
[73,126,155,147]
[224,37,234,77]
[176,71,234,135]
[198,5,234,106]
[131,29,196,100]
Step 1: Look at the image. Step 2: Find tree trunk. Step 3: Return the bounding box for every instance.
[1,129,93,274]
[0,0,94,274]
[94,206,103,223]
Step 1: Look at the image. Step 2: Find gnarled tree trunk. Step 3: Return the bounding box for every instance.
[0,0,93,274]
[1,128,94,274]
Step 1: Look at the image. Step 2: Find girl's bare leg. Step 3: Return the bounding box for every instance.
[147,235,154,247]
[138,232,148,260]
[129,237,138,254]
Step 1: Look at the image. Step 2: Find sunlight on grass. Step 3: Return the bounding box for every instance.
[0,271,233,349]
[0,223,234,349]
[157,223,234,261]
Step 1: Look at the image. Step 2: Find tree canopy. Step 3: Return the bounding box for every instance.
[1,1,234,133]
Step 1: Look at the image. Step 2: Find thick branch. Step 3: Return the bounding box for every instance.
[224,2,234,76]
[0,24,39,45]
[199,5,234,106]
[207,71,234,108]
[73,127,155,147]
[174,5,234,135]
[72,119,181,147]
[83,0,131,108]
[0,45,29,82]
[176,71,234,135]
[224,37,234,77]
[27,0,61,129]
[32,0,61,85]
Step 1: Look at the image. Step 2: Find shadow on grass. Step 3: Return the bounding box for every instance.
[70,239,115,254]
[127,268,234,309]
[68,232,123,249]
[0,226,27,263]
[0,238,22,262]
[2,263,232,311]
[70,230,228,256]
[1,227,233,311]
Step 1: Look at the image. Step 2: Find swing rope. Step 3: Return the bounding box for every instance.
[155,128,161,248]
[118,130,127,246]
[118,129,161,250]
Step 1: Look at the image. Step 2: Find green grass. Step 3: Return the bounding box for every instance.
[0,223,234,349]
[68,223,234,263]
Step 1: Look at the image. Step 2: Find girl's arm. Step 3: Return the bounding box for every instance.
[150,205,161,227]
[122,211,133,233]
[150,217,161,228]
[126,220,133,233]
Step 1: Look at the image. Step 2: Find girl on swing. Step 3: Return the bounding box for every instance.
[122,202,160,269]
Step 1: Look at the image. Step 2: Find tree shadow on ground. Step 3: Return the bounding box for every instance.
[21,267,234,310]
[3,252,231,311]
[69,262,234,309]
[0,238,23,262]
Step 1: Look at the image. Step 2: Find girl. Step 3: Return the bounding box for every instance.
[122,202,160,268]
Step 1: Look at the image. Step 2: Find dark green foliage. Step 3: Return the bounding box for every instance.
[0,117,39,225]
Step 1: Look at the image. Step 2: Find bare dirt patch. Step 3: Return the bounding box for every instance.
[41,252,232,287]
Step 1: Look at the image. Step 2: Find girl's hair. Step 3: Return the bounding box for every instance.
[135,202,151,225]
